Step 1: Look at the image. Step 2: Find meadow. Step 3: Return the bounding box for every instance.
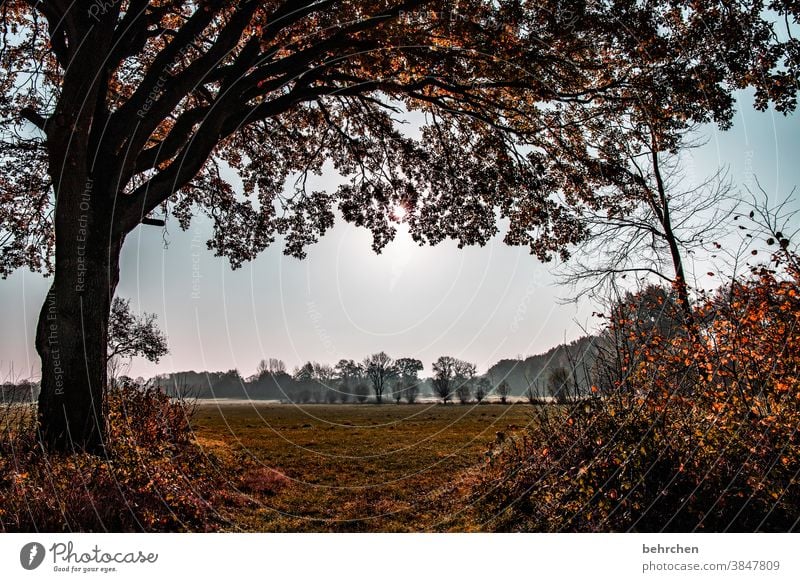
[191,402,533,532]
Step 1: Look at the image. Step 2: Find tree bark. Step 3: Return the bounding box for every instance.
[35,178,123,453]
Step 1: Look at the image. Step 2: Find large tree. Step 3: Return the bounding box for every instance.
[453,359,476,404]
[394,356,423,402]
[395,357,423,380]
[363,351,396,403]
[334,358,361,403]
[1,1,797,451]
[431,355,456,403]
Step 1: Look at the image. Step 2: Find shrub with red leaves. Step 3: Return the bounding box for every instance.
[0,386,225,532]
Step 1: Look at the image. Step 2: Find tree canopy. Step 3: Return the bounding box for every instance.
[2,1,797,276]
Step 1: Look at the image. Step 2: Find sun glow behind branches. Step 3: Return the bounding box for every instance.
[391,204,408,221]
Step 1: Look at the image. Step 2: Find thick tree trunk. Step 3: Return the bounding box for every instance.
[35,179,123,453]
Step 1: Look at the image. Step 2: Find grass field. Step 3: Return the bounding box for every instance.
[191,402,534,532]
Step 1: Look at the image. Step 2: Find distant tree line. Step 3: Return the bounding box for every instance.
[140,346,598,405]
[4,340,599,407]
[148,352,426,404]
[487,336,598,401]
[0,379,38,404]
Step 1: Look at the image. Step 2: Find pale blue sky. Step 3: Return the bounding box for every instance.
[1,91,798,381]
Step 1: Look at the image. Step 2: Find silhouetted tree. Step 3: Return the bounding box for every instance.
[310,362,335,403]
[393,380,405,404]
[256,358,286,378]
[497,380,511,404]
[432,356,457,403]
[454,360,476,404]
[354,383,370,405]
[335,359,361,403]
[394,357,423,404]
[213,369,245,399]
[292,362,318,403]
[404,381,421,404]
[363,352,396,404]
[395,358,424,379]
[475,378,491,403]
[559,130,735,344]
[106,297,168,388]
[294,363,315,382]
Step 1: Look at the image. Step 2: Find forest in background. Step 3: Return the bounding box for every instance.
[1,335,598,404]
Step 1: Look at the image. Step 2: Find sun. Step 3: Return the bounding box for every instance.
[391,204,408,221]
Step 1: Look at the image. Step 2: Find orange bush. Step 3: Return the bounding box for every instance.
[472,250,800,531]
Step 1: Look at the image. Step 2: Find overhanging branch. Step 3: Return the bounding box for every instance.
[20,107,48,132]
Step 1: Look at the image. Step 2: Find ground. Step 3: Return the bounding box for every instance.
[191,402,533,532]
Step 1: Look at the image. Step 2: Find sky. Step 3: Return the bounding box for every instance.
[1,90,798,381]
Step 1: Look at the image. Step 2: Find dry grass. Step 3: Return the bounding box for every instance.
[191,402,532,532]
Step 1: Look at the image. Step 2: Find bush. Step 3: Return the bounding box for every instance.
[0,385,224,532]
[471,250,800,532]
[239,467,291,496]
